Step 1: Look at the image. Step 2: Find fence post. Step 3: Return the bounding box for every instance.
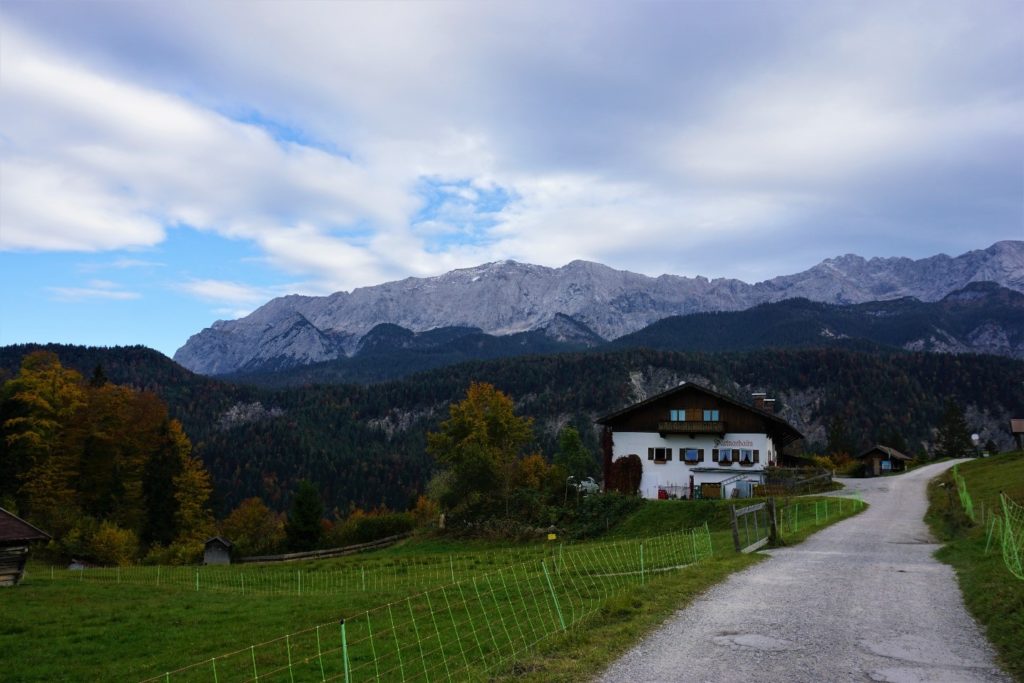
[640,543,645,584]
[339,619,351,683]
[542,560,567,631]
[730,505,741,552]
[768,497,779,543]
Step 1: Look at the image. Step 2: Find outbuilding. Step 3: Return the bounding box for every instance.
[1011,419,1024,451]
[203,536,233,565]
[857,445,911,476]
[0,507,51,586]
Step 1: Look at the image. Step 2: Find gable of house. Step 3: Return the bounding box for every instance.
[597,383,802,448]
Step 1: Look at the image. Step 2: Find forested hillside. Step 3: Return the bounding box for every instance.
[3,343,1022,516]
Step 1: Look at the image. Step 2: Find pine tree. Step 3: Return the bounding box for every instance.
[142,420,185,546]
[826,415,855,457]
[934,400,973,459]
[285,481,324,551]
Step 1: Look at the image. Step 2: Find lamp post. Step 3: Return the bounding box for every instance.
[971,433,980,459]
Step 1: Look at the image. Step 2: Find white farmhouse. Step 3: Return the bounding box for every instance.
[597,382,803,500]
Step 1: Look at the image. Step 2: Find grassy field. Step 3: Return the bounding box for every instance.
[926,452,1024,682]
[1,494,863,682]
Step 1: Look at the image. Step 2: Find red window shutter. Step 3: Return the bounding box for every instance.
[754,450,760,463]
[712,449,719,462]
[698,448,705,462]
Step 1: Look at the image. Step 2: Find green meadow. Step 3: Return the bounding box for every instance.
[1,495,862,683]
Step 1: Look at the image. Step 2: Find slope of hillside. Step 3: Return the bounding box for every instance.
[4,344,1023,517]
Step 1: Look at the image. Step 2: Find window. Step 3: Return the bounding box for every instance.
[703,409,719,421]
[648,447,672,463]
[669,409,683,422]
[717,448,733,465]
[739,449,759,465]
[683,448,700,463]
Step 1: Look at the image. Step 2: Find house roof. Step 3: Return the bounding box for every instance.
[204,536,233,549]
[0,507,51,544]
[1011,418,1024,435]
[595,381,804,447]
[856,445,912,461]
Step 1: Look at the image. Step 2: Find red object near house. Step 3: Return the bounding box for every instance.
[657,489,668,500]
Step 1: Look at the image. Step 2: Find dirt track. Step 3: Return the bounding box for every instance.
[596,460,1011,683]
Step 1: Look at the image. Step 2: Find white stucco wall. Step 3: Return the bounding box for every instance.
[612,431,777,500]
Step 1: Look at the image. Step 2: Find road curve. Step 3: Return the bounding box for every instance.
[596,460,1011,683]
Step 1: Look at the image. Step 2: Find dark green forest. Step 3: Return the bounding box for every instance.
[3,343,1023,516]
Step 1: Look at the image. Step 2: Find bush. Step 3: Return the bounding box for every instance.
[89,522,139,566]
[607,454,642,495]
[142,539,204,565]
[326,510,415,547]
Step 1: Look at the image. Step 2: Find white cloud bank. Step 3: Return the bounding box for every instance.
[1,1,1021,295]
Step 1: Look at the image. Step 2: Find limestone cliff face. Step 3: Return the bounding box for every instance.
[174,241,1024,375]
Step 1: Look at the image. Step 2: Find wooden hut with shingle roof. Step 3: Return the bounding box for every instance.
[856,445,912,477]
[0,508,51,586]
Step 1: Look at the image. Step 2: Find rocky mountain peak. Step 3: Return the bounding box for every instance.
[173,241,1024,375]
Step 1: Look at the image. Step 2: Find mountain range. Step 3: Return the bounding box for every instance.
[176,241,1024,377]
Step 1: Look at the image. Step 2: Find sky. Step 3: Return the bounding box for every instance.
[1,1,1022,358]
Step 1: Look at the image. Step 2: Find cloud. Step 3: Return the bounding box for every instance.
[1,0,1021,290]
[48,280,140,301]
[176,279,285,307]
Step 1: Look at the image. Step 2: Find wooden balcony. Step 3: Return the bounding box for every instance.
[657,420,725,436]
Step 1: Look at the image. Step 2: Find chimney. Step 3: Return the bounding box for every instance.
[763,398,776,414]
[751,392,766,410]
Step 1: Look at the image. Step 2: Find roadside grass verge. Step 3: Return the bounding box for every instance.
[926,453,1024,682]
[490,552,763,682]
[1,495,862,682]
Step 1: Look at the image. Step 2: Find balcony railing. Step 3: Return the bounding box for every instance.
[657,420,725,436]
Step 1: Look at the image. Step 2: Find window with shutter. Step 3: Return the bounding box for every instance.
[698,448,705,462]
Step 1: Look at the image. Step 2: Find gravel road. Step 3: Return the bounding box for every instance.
[596,460,1012,683]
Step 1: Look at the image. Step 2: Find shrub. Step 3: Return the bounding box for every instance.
[607,454,642,495]
[89,522,139,566]
[327,509,415,547]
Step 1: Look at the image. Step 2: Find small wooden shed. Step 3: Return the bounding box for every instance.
[857,445,911,477]
[1011,419,1024,451]
[0,507,51,586]
[203,536,233,565]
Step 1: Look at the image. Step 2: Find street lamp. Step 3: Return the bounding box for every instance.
[971,433,980,458]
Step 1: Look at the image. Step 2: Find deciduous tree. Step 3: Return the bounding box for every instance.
[554,426,594,479]
[426,382,534,516]
[221,497,284,556]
